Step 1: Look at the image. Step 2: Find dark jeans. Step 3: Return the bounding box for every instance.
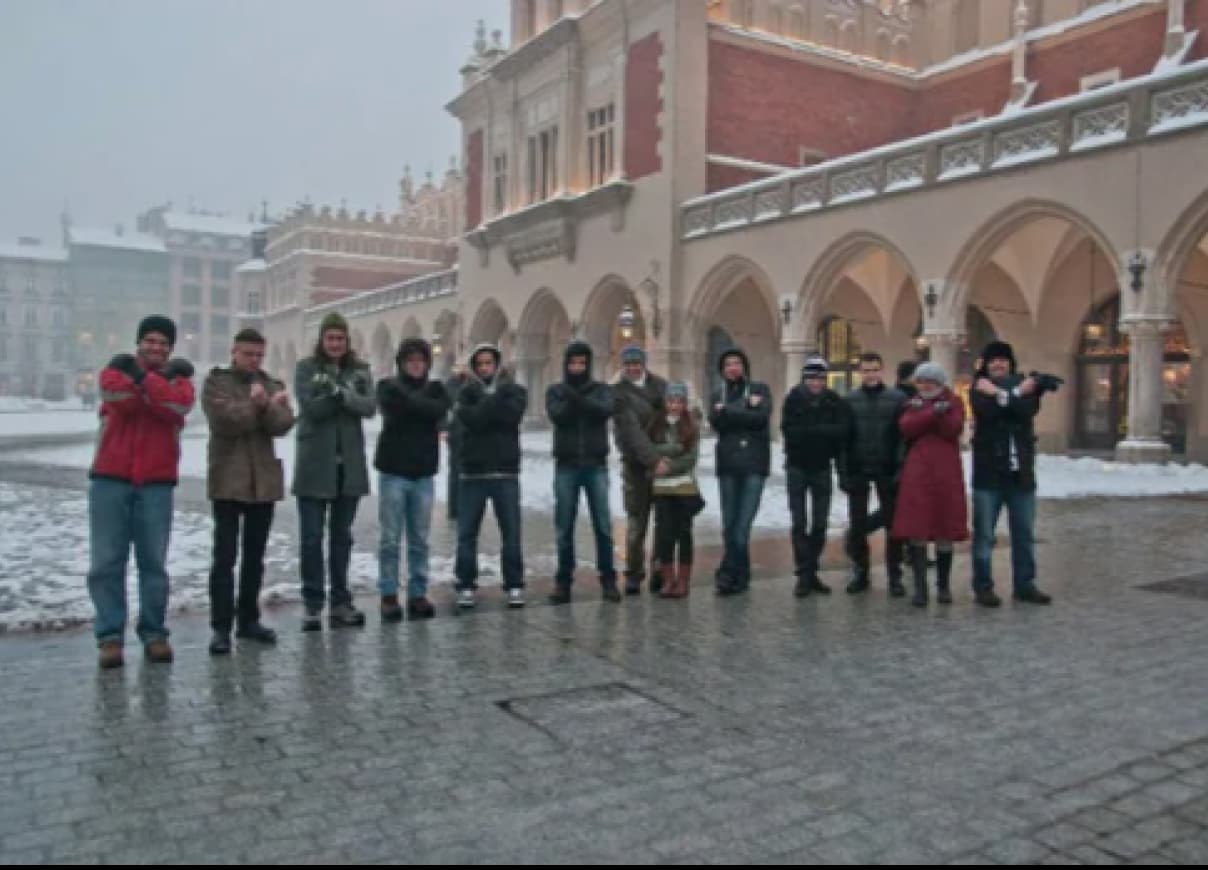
[846,477,903,580]
[447,443,461,520]
[210,501,274,633]
[654,495,695,565]
[718,474,765,586]
[787,466,832,580]
[622,463,656,581]
[456,477,524,590]
[554,466,615,586]
[297,496,359,611]
[972,485,1038,593]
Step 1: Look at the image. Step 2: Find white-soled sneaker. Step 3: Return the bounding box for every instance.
[507,588,526,609]
[456,589,477,610]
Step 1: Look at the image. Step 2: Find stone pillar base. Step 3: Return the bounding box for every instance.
[1115,438,1172,465]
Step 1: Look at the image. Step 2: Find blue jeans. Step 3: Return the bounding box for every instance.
[718,474,766,587]
[87,479,174,646]
[378,474,434,600]
[972,485,1037,593]
[297,496,360,610]
[553,466,616,586]
[456,477,524,591]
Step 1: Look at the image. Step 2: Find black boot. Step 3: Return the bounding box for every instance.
[887,538,906,597]
[793,575,812,598]
[936,551,954,605]
[624,574,642,596]
[910,545,929,608]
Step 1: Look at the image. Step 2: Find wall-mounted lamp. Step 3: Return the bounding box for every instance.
[924,283,940,320]
[1128,252,1147,293]
[779,297,793,326]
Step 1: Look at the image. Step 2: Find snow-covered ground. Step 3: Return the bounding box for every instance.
[0,479,557,633]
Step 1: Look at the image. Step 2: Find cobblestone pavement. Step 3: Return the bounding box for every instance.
[1,488,1208,864]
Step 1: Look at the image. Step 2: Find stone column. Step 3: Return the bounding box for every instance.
[923,332,964,384]
[1116,320,1172,464]
[1167,0,1187,56]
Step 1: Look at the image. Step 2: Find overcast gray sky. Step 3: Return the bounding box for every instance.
[0,0,504,241]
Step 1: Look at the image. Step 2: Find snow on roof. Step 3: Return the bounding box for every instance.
[69,227,166,253]
[235,259,267,274]
[161,212,265,237]
[0,241,69,263]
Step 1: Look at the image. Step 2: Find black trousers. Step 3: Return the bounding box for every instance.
[654,496,695,565]
[845,477,903,580]
[210,501,275,633]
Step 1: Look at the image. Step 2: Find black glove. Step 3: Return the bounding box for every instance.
[107,354,145,384]
[162,358,195,380]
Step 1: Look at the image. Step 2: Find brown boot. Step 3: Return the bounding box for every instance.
[656,563,676,599]
[144,639,174,664]
[98,642,124,670]
[675,563,692,598]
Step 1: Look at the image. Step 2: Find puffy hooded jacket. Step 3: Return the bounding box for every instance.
[708,347,772,477]
[546,340,615,467]
[456,343,528,476]
[375,338,451,480]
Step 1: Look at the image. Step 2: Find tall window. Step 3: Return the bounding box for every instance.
[211,285,230,308]
[211,261,232,282]
[493,153,509,215]
[24,307,37,327]
[526,126,559,204]
[181,257,202,279]
[182,284,201,306]
[587,104,616,188]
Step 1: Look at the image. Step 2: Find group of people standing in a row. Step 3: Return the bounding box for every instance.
[84,311,1051,670]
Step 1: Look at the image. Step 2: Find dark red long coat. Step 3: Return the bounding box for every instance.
[892,390,969,543]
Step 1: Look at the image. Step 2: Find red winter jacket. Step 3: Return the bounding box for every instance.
[892,390,969,543]
[90,366,195,486]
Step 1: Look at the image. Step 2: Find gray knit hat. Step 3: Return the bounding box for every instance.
[913,361,950,388]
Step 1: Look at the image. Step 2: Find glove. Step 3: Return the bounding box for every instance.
[107,354,145,384]
[908,396,925,409]
[933,400,950,414]
[162,358,195,380]
[310,372,336,398]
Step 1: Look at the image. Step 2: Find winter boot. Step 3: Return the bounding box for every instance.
[675,563,692,598]
[936,551,954,605]
[910,545,929,608]
[624,574,643,596]
[380,595,404,624]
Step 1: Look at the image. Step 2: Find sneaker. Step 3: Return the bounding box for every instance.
[406,597,436,621]
[235,623,278,645]
[456,589,477,610]
[601,581,622,603]
[507,588,526,609]
[329,603,366,629]
[301,607,323,632]
[1014,587,1053,605]
[888,576,906,598]
[548,585,572,605]
[793,577,812,598]
[809,578,832,595]
[380,594,404,624]
[98,641,124,670]
[144,639,174,664]
[975,589,1003,608]
[208,632,232,656]
[624,575,642,596]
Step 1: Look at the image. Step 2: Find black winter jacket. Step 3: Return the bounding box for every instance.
[781,386,851,473]
[546,342,615,468]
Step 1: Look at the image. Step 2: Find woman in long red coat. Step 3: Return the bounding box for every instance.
[893,362,968,608]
